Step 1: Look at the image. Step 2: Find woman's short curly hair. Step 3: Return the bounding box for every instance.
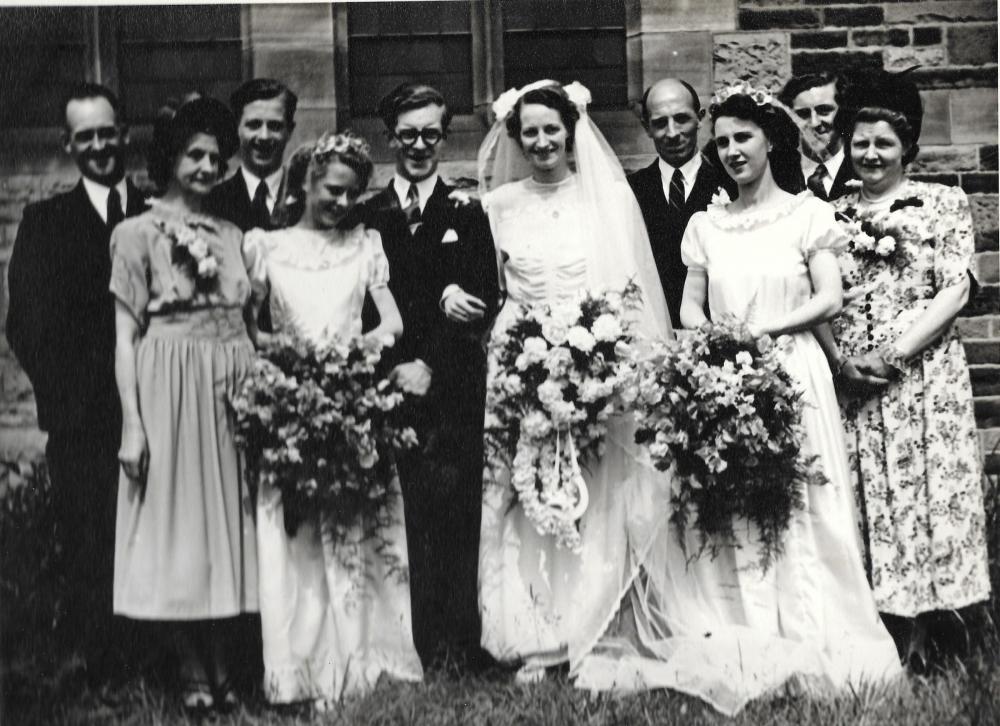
[851,107,920,166]
[505,84,581,152]
[147,96,238,193]
[710,93,805,194]
[277,131,374,227]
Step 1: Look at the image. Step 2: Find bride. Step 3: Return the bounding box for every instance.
[476,81,673,681]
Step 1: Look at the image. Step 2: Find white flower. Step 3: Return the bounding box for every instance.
[544,346,573,375]
[578,379,607,403]
[735,351,753,368]
[541,318,570,346]
[537,379,563,407]
[197,256,219,278]
[566,326,596,353]
[855,230,877,253]
[523,336,548,362]
[875,235,896,257]
[188,236,210,260]
[591,314,622,342]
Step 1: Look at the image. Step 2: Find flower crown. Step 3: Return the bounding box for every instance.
[491,80,592,121]
[312,131,371,161]
[710,81,774,109]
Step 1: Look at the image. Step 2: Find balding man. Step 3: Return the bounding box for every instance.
[628,78,736,328]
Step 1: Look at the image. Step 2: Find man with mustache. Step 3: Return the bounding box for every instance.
[362,82,499,671]
[7,83,146,680]
[778,71,857,202]
[628,78,736,328]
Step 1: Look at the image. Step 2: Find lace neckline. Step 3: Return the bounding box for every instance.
[706,190,812,231]
[524,174,576,190]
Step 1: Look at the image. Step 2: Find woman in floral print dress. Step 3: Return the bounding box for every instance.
[820,71,990,668]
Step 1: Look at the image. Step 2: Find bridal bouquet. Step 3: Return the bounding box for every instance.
[231,334,417,542]
[484,282,641,552]
[633,318,823,570]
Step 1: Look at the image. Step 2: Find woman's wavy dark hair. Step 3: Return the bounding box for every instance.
[505,85,581,152]
[275,130,374,228]
[709,94,805,194]
[148,96,238,194]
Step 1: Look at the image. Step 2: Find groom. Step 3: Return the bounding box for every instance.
[362,82,500,669]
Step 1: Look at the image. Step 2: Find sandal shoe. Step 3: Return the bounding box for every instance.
[181,681,215,715]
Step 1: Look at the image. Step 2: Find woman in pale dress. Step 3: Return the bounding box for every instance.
[476,81,674,682]
[576,88,902,714]
[112,97,257,713]
[819,71,990,669]
[243,131,422,707]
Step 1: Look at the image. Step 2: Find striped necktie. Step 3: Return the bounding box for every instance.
[402,183,421,234]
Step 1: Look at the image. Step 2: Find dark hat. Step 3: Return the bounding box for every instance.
[841,68,923,146]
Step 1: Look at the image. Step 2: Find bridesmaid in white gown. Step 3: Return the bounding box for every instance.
[242,132,423,706]
[575,88,902,713]
[476,82,674,681]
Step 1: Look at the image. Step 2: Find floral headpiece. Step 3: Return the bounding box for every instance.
[491,80,592,121]
[710,81,774,109]
[312,131,371,161]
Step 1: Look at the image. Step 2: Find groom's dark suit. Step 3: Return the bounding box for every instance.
[793,157,858,202]
[6,178,146,663]
[628,153,736,328]
[362,178,499,666]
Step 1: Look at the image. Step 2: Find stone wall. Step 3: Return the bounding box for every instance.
[1,0,998,470]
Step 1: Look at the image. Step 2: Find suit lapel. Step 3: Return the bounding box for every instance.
[125,178,147,217]
[70,181,108,238]
[416,179,452,243]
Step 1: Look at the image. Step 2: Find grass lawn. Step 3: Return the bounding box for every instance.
[3,462,1000,725]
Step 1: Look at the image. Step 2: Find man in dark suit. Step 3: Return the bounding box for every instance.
[778,71,857,202]
[6,83,146,679]
[362,83,499,670]
[628,78,737,328]
[204,78,296,232]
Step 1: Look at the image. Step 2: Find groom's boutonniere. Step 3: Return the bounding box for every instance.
[441,228,459,244]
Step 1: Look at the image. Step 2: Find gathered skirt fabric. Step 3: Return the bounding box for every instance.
[257,477,423,703]
[113,313,258,619]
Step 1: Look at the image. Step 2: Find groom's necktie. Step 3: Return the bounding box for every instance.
[807,163,828,201]
[402,183,422,234]
[106,186,124,230]
[252,179,271,230]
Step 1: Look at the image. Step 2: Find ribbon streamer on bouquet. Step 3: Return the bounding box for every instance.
[550,428,589,522]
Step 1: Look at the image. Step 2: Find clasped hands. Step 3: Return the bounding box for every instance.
[442,287,487,323]
[838,352,892,394]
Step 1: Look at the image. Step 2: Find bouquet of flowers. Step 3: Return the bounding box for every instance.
[484,282,641,552]
[633,317,823,570]
[835,195,925,270]
[231,334,417,543]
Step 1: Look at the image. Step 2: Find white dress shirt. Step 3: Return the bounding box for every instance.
[658,153,702,204]
[241,166,284,213]
[82,177,128,223]
[393,172,439,213]
[801,146,845,198]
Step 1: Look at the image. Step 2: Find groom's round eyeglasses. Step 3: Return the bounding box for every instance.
[394,128,444,147]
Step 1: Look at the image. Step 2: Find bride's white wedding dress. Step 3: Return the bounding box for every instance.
[244,225,423,703]
[478,175,671,673]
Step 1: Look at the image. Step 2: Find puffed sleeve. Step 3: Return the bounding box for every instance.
[109,219,150,326]
[800,198,849,259]
[932,185,974,291]
[680,213,708,271]
[242,228,270,299]
[364,229,390,290]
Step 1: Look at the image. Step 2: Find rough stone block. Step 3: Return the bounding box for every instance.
[884,45,947,71]
[919,90,951,144]
[968,194,998,242]
[909,145,980,174]
[792,50,883,77]
[965,339,1000,365]
[957,317,993,337]
[963,284,1000,317]
[981,145,999,171]
[739,8,819,31]
[913,26,943,46]
[974,396,1000,427]
[628,0,737,33]
[852,29,909,47]
[953,88,1000,145]
[970,364,1000,396]
[247,2,335,43]
[962,173,1000,195]
[912,66,998,90]
[0,176,39,204]
[251,46,338,107]
[791,31,848,49]
[885,2,998,25]
[714,32,791,94]
[824,6,883,27]
[948,24,999,65]
[977,252,1000,284]
[634,31,714,98]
